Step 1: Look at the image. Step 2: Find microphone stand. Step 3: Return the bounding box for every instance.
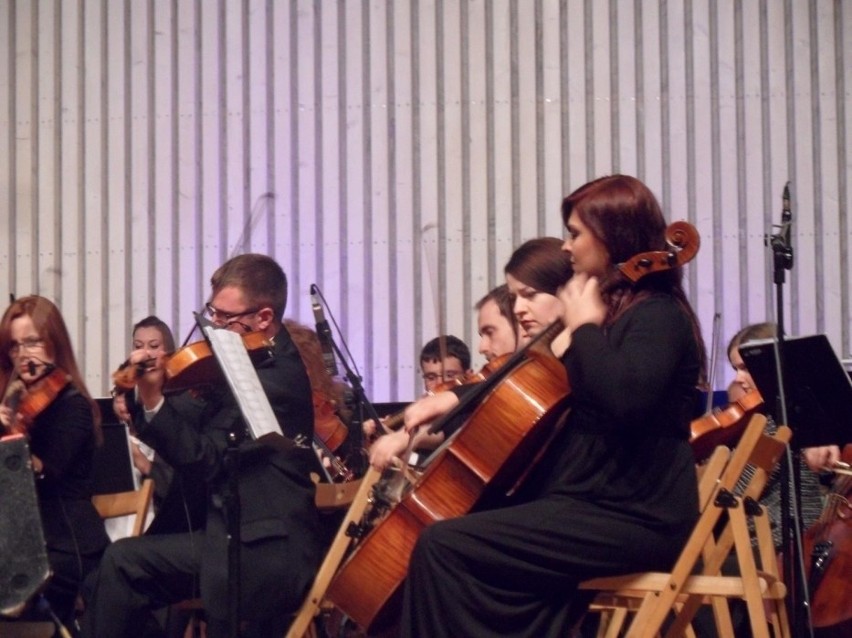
[766,187,813,638]
[311,288,382,477]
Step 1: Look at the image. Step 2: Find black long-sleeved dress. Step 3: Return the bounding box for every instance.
[28,386,110,625]
[401,294,701,637]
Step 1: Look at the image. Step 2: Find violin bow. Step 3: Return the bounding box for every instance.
[180,192,275,348]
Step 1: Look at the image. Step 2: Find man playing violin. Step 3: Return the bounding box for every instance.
[418,334,472,393]
[0,295,109,630]
[365,335,473,469]
[82,254,323,638]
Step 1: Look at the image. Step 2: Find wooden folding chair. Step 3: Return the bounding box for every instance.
[580,414,792,638]
[285,466,382,638]
[586,445,731,638]
[0,621,55,638]
[92,477,155,537]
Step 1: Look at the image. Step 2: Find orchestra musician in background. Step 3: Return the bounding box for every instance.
[366,335,473,470]
[0,295,109,629]
[726,322,825,547]
[475,283,530,363]
[109,315,177,539]
[81,254,323,638]
[398,175,707,636]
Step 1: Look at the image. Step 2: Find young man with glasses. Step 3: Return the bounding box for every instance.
[82,253,323,638]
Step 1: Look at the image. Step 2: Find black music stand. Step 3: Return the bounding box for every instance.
[739,334,852,449]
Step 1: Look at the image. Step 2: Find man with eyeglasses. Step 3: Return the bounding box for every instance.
[418,335,472,393]
[82,253,323,638]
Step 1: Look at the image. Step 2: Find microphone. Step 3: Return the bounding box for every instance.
[781,182,792,252]
[768,181,794,273]
[26,359,55,378]
[310,284,339,377]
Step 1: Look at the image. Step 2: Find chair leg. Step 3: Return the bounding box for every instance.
[285,468,381,638]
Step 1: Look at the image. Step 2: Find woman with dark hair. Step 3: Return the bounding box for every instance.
[504,237,573,340]
[368,238,572,472]
[110,315,178,539]
[0,295,109,628]
[398,175,706,637]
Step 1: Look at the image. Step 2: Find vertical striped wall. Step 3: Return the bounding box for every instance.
[1,0,850,401]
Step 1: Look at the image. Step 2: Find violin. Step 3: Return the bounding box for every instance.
[311,391,355,482]
[618,221,701,282]
[165,330,274,393]
[112,357,159,392]
[2,367,70,436]
[689,390,764,461]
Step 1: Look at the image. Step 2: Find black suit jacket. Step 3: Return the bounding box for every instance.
[136,325,324,619]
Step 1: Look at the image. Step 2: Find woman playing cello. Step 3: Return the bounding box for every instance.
[0,295,109,628]
[399,175,707,637]
[368,237,571,471]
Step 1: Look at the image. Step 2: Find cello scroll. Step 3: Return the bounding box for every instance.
[618,221,700,282]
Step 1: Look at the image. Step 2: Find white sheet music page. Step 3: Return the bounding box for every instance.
[203,326,283,439]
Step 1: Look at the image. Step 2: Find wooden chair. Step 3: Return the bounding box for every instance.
[586,445,731,638]
[0,621,55,638]
[580,414,792,638]
[92,477,155,537]
[285,466,382,638]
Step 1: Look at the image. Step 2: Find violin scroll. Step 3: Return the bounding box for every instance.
[111,357,158,392]
[618,221,701,282]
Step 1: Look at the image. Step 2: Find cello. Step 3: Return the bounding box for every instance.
[803,444,852,636]
[325,321,571,632]
[327,221,701,632]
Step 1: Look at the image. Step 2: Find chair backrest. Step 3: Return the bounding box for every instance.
[92,477,155,537]
[287,468,382,638]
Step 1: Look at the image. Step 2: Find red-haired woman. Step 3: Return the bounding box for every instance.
[399,175,707,637]
[0,295,109,628]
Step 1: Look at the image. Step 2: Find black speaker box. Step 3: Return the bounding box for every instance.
[0,436,51,617]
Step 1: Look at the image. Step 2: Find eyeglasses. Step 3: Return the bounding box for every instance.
[422,370,465,384]
[204,302,260,329]
[9,337,45,356]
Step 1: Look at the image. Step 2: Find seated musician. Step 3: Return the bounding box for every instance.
[399,175,707,636]
[475,283,530,363]
[284,318,357,480]
[0,295,109,630]
[691,321,830,637]
[727,322,825,542]
[366,335,473,469]
[81,254,323,638]
[369,239,572,472]
[109,315,177,539]
[419,334,472,393]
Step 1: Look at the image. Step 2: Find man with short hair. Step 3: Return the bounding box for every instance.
[418,335,472,392]
[475,284,528,362]
[83,253,323,638]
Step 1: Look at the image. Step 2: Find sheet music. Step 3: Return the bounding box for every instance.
[203,326,283,439]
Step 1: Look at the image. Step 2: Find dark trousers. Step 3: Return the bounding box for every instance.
[80,532,201,638]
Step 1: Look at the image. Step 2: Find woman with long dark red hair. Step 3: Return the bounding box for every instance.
[399,175,706,637]
[0,295,109,628]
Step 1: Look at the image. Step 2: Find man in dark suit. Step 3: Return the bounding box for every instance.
[82,254,323,638]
